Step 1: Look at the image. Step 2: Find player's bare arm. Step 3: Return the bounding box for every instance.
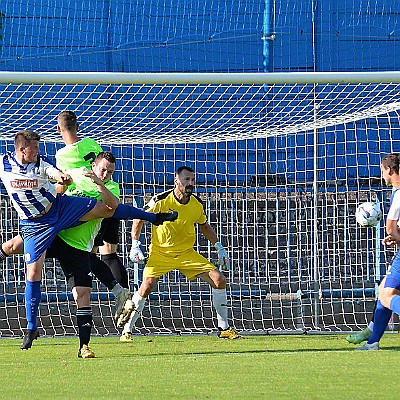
[199,222,218,244]
[83,169,119,210]
[131,219,145,241]
[384,219,400,246]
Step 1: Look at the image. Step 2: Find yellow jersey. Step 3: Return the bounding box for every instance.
[145,189,207,254]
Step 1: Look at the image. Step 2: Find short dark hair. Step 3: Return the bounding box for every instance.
[175,166,194,175]
[381,153,400,174]
[58,110,78,131]
[94,151,116,165]
[14,130,40,148]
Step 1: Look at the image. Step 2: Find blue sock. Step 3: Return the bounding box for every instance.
[25,280,41,331]
[390,295,400,315]
[112,204,156,223]
[368,300,392,344]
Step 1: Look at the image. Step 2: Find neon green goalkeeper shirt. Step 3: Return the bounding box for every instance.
[55,137,103,172]
[57,167,120,251]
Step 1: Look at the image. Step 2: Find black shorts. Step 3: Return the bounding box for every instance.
[46,236,92,288]
[93,217,120,246]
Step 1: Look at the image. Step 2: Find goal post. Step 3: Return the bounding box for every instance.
[1,71,400,337]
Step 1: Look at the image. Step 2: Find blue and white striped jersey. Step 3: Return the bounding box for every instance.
[0,151,61,219]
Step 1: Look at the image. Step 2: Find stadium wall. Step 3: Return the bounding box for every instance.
[0,1,399,183]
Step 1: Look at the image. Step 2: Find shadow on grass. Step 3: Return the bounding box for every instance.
[105,346,369,359]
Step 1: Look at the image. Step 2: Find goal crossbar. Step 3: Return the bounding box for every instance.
[1,71,400,85]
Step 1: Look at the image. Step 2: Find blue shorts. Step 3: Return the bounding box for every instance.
[20,194,96,264]
[384,252,400,290]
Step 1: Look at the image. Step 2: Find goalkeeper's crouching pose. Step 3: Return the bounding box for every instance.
[118,166,241,341]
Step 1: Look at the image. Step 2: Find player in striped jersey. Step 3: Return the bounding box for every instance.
[120,166,241,340]
[2,151,129,356]
[0,130,177,349]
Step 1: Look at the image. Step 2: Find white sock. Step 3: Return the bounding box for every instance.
[123,292,146,334]
[111,283,123,297]
[212,288,229,330]
[367,321,374,331]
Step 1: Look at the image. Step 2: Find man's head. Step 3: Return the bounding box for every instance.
[174,166,195,199]
[92,151,116,182]
[14,130,41,163]
[57,110,78,133]
[381,153,400,186]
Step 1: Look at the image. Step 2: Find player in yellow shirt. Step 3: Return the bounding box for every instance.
[120,166,241,340]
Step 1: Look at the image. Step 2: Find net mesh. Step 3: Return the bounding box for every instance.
[0,76,400,337]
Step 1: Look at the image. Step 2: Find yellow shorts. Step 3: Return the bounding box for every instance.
[144,247,216,281]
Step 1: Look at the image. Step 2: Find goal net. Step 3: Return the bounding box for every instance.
[1,71,400,337]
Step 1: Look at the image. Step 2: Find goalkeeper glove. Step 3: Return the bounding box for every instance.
[129,240,145,264]
[214,242,231,270]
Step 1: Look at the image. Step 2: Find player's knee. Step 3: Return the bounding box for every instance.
[379,296,390,309]
[378,289,395,308]
[100,204,115,218]
[3,237,23,255]
[212,270,226,289]
[87,202,115,219]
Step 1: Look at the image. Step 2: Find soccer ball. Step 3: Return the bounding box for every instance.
[355,202,382,227]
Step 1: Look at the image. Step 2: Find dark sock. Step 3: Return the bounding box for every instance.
[100,253,128,288]
[112,204,156,223]
[90,253,117,289]
[76,307,93,348]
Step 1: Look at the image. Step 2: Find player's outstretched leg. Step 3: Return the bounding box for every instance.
[153,211,178,226]
[111,204,178,226]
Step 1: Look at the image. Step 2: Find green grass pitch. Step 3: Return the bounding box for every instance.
[1,334,400,399]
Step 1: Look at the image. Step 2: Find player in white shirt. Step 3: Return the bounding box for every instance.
[357,153,400,350]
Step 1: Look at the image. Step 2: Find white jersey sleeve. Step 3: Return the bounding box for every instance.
[387,188,400,225]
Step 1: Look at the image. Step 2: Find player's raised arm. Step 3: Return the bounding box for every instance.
[83,169,119,210]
